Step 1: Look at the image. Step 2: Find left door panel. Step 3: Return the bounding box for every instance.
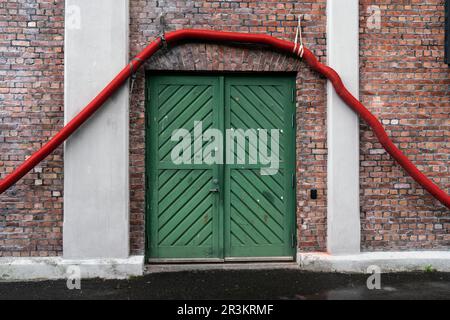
[147,75,222,261]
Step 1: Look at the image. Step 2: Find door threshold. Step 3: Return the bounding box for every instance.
[145,259,299,274]
[147,256,294,264]
[148,258,225,264]
[225,256,294,262]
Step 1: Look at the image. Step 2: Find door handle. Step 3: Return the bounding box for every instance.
[210,179,220,193]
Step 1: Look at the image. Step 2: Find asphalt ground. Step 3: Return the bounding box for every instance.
[0,269,449,300]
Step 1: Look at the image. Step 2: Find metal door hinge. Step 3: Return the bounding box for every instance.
[292,88,295,102]
[291,113,295,128]
[292,174,296,188]
[145,175,149,190]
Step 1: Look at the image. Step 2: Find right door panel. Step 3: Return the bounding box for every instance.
[224,76,296,260]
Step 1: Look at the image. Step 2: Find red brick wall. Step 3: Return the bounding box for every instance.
[0,0,64,257]
[359,0,450,250]
[129,0,328,254]
[0,0,448,258]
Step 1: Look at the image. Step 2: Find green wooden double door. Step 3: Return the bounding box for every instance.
[146,74,296,262]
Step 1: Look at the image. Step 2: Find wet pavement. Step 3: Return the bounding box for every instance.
[0,269,449,300]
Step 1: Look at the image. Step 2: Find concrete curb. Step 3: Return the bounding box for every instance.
[0,256,144,281]
[146,262,300,273]
[2,252,449,280]
[298,251,450,273]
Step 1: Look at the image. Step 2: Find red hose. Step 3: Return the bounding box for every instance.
[0,29,448,209]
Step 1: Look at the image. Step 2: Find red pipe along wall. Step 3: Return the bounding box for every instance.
[0,29,449,209]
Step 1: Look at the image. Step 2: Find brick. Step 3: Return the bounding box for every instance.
[0,0,64,257]
[360,0,449,251]
[1,0,448,258]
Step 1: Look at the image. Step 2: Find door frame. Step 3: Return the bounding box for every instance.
[145,72,298,262]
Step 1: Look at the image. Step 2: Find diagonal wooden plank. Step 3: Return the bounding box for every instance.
[159,114,213,163]
[231,173,284,237]
[263,168,285,192]
[159,89,212,139]
[237,84,284,117]
[230,98,284,158]
[158,85,195,117]
[250,85,285,115]
[183,218,213,246]
[198,233,212,247]
[159,169,178,188]
[230,215,262,245]
[231,186,283,243]
[233,86,279,127]
[234,170,285,225]
[160,196,212,246]
[159,100,213,161]
[171,202,212,246]
[250,168,284,196]
[260,85,286,111]
[159,170,190,200]
[158,181,211,243]
[228,111,259,163]
[159,85,209,118]
[158,84,183,107]
[158,170,209,217]
[246,170,285,209]
[271,84,286,100]
[230,229,246,246]
[159,85,210,124]
[233,85,283,128]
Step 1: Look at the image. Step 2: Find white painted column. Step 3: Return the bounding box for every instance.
[326,0,360,254]
[64,0,130,259]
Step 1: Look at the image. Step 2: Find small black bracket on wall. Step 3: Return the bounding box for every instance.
[446,0,449,64]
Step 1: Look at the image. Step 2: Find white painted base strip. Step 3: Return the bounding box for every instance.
[0,256,144,281]
[298,251,450,273]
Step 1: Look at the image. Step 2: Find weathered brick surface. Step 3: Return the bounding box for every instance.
[0,0,64,257]
[0,0,448,258]
[129,0,328,254]
[359,0,449,250]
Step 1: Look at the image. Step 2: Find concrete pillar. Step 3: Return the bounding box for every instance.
[326,0,361,254]
[63,0,130,259]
